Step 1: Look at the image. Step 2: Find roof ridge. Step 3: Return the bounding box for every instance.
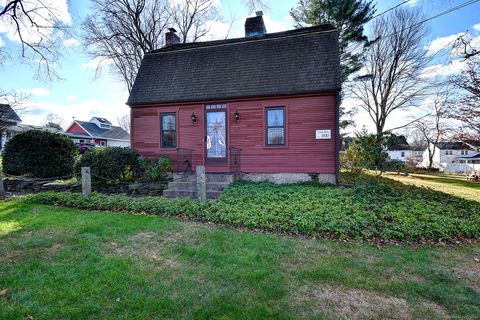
[147,24,337,55]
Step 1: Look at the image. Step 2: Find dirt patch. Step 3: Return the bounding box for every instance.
[0,230,70,263]
[452,262,480,292]
[46,243,62,254]
[106,222,203,268]
[291,284,448,319]
[434,249,480,292]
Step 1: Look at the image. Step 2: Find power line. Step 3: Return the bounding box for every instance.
[350,0,480,55]
[385,0,480,41]
[370,0,412,20]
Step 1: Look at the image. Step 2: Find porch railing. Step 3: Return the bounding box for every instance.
[176,148,193,173]
[229,147,241,175]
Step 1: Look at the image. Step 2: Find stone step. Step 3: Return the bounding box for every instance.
[206,174,235,183]
[163,189,196,199]
[167,181,230,192]
[172,173,196,182]
[167,181,196,191]
[172,173,235,183]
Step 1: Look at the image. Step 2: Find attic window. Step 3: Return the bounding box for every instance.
[100,123,111,129]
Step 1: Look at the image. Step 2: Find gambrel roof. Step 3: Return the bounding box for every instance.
[128,25,341,106]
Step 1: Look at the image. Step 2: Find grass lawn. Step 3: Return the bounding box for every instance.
[383,172,480,202]
[0,201,479,319]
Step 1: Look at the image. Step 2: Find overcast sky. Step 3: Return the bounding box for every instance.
[1,0,479,133]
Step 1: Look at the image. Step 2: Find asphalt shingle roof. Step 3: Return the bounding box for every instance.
[127,25,341,106]
[436,141,480,150]
[91,117,112,125]
[0,104,22,123]
[77,121,130,140]
[387,143,411,151]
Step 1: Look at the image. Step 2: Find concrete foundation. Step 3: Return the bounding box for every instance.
[240,173,336,184]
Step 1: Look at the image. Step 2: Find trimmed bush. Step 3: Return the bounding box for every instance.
[3,130,76,178]
[75,147,142,183]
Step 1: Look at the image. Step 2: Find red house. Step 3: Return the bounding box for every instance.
[128,13,341,184]
[65,117,130,148]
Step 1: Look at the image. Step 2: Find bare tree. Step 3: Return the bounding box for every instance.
[446,36,480,140]
[351,7,429,139]
[0,0,71,80]
[170,0,222,43]
[413,90,449,171]
[82,0,222,92]
[242,0,270,12]
[452,32,479,60]
[43,113,64,130]
[82,0,172,91]
[117,114,131,133]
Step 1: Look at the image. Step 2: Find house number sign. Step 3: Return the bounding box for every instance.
[315,129,331,140]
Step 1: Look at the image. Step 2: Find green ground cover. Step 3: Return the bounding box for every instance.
[20,174,480,242]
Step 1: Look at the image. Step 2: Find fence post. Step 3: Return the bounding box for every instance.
[81,167,91,197]
[196,166,206,202]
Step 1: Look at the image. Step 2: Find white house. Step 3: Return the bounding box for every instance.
[421,141,480,173]
[65,117,130,147]
[386,143,424,164]
[0,104,22,151]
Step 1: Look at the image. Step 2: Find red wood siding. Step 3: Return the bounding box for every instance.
[66,122,88,135]
[131,94,337,174]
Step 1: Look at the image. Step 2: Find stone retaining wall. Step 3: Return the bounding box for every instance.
[4,179,166,196]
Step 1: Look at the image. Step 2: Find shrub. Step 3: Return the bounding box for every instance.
[141,155,173,182]
[75,147,142,183]
[3,130,76,178]
[384,160,406,172]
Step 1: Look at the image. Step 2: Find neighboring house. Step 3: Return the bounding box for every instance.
[386,143,424,163]
[127,13,341,184]
[421,141,480,173]
[0,104,22,151]
[65,117,130,147]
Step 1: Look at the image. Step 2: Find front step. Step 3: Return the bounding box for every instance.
[172,173,235,183]
[165,173,235,200]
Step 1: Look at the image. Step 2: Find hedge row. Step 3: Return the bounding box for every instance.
[21,177,480,243]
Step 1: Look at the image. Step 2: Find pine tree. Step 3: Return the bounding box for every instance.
[290,0,375,82]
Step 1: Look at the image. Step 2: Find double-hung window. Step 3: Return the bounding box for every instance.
[266,107,285,146]
[160,113,176,148]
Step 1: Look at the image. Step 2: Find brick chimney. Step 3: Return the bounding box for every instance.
[166,27,180,46]
[244,11,266,37]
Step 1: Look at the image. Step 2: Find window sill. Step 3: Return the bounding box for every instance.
[264,145,288,149]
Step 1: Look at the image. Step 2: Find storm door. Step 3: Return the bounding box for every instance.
[205,105,227,164]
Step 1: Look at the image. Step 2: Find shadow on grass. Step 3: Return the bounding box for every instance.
[407,173,480,190]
